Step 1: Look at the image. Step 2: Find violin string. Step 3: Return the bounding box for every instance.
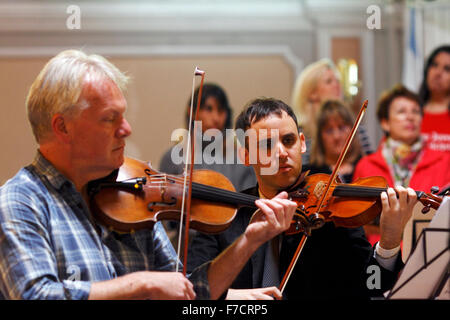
[145,175,259,205]
[145,182,258,206]
[190,183,258,204]
[333,185,387,197]
[333,185,425,200]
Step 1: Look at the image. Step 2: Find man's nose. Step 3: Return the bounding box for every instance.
[117,118,132,138]
[277,142,288,159]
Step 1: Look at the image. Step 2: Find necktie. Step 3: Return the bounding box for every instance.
[261,236,280,287]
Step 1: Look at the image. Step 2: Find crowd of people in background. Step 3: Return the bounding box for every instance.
[0,44,448,301]
[162,44,449,256]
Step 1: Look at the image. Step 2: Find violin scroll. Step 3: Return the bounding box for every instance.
[418,190,443,214]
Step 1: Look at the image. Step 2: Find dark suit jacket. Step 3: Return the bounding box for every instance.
[187,185,403,300]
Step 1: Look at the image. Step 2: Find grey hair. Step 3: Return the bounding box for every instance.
[26,49,129,143]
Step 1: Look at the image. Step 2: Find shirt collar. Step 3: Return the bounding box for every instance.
[31,150,74,191]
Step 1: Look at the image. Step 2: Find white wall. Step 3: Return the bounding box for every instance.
[0,0,408,183]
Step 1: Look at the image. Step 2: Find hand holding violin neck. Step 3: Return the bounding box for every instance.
[379,187,418,250]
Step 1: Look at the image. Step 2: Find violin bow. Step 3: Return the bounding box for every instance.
[279,99,368,294]
[315,99,368,213]
[176,67,205,275]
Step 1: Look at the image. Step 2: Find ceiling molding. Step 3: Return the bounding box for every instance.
[0,0,397,33]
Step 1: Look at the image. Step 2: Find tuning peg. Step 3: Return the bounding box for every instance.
[421,205,431,214]
[430,186,440,194]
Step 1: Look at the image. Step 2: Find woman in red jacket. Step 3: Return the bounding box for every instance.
[353,84,450,247]
[353,84,450,193]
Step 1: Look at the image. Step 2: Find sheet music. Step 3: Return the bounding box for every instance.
[387,197,449,300]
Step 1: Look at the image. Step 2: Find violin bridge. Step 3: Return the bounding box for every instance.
[161,185,166,198]
[160,178,168,200]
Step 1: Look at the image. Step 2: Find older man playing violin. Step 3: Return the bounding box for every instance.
[187,98,417,300]
[0,50,297,300]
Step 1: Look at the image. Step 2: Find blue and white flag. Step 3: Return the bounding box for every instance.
[402,7,424,92]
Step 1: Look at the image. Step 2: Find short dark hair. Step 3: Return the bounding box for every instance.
[377,84,422,135]
[235,97,299,146]
[418,45,450,106]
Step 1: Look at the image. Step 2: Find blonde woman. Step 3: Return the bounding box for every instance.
[292,59,372,163]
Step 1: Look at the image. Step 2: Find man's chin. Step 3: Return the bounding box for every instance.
[111,152,125,167]
[100,157,124,177]
[261,173,295,189]
[278,171,302,187]
[116,154,125,166]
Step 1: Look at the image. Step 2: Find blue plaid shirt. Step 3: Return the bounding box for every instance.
[0,152,210,300]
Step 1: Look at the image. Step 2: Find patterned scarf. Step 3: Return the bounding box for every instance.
[382,137,423,187]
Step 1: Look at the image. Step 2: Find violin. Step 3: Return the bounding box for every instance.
[88,156,443,236]
[89,156,241,234]
[284,172,443,235]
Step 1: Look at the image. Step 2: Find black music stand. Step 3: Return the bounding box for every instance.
[387,197,449,300]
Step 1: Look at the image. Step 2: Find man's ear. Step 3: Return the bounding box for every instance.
[238,146,250,166]
[299,132,307,154]
[51,114,71,143]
